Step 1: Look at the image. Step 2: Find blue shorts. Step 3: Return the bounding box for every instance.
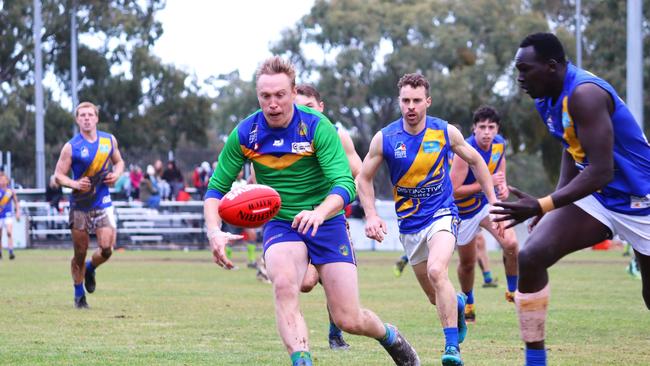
[263,214,356,265]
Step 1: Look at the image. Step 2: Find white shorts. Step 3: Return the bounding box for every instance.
[399,215,460,265]
[574,195,650,255]
[0,216,13,230]
[457,204,490,246]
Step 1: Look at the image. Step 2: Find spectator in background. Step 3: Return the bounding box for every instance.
[113,172,131,200]
[140,164,160,209]
[129,165,143,201]
[192,161,211,198]
[162,160,183,200]
[154,159,171,201]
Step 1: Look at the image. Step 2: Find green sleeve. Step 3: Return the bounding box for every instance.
[207,127,245,196]
[313,119,356,203]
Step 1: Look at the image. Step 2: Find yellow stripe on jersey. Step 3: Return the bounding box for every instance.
[0,189,12,209]
[394,129,446,216]
[240,145,307,170]
[82,136,112,178]
[561,96,586,164]
[487,143,504,174]
[456,196,478,208]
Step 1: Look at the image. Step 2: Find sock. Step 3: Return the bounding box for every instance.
[378,324,397,347]
[525,347,546,366]
[506,275,518,292]
[86,260,96,273]
[483,271,493,283]
[74,283,85,298]
[226,246,232,259]
[246,243,256,263]
[401,255,408,262]
[329,321,342,338]
[443,327,459,348]
[9,249,14,255]
[464,290,474,305]
[290,351,312,366]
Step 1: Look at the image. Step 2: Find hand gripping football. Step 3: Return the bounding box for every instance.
[218,184,281,228]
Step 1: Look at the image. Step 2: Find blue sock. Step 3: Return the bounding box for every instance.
[483,271,493,283]
[464,290,474,305]
[74,283,85,298]
[378,324,396,347]
[86,260,95,273]
[401,255,408,262]
[506,275,518,292]
[329,321,342,338]
[9,249,13,255]
[525,347,546,366]
[443,327,459,348]
[290,351,312,366]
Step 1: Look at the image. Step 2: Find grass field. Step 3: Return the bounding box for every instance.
[0,248,648,365]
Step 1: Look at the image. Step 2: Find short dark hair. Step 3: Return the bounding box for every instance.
[472,105,500,125]
[519,32,567,64]
[397,73,430,97]
[296,84,322,103]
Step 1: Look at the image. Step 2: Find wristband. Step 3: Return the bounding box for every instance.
[537,195,555,214]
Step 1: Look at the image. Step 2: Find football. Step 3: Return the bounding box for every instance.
[218,184,281,228]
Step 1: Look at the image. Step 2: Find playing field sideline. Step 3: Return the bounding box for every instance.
[0,249,648,365]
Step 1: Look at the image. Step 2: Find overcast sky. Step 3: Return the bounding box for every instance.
[152,0,314,82]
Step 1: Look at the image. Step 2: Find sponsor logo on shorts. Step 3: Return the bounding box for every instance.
[339,244,349,256]
[264,233,284,246]
[423,140,441,153]
[394,142,407,158]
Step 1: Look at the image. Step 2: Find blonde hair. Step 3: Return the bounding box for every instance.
[75,101,99,117]
[255,56,296,87]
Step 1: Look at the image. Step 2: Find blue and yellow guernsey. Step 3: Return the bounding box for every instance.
[0,187,14,218]
[69,131,114,211]
[455,134,505,220]
[382,116,457,234]
[535,63,650,216]
[206,105,355,222]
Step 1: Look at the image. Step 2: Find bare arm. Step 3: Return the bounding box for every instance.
[54,143,87,190]
[338,128,362,178]
[450,154,479,199]
[448,124,498,205]
[11,190,20,220]
[555,149,580,191]
[104,135,125,185]
[357,131,388,241]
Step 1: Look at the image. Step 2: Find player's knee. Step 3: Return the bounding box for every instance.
[100,247,112,259]
[427,265,448,286]
[518,247,543,275]
[300,282,316,293]
[5,231,11,239]
[332,313,362,335]
[501,238,518,254]
[272,275,299,299]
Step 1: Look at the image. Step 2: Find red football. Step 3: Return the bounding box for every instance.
[218,184,281,228]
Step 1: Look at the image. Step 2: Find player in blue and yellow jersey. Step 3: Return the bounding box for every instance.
[451,106,519,322]
[54,101,125,309]
[358,73,504,366]
[204,57,419,366]
[0,172,20,260]
[492,33,650,366]
[294,83,362,351]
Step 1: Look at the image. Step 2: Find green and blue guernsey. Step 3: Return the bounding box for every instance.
[206,105,355,221]
[455,134,505,220]
[381,116,457,234]
[535,63,650,216]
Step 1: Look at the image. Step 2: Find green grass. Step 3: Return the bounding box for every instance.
[0,249,648,365]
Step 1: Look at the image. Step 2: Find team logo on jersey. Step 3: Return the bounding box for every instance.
[561,111,571,128]
[298,121,308,136]
[492,152,501,162]
[273,139,284,147]
[291,142,312,154]
[394,142,407,158]
[99,144,110,153]
[80,147,89,158]
[249,124,258,145]
[423,141,441,153]
[339,244,349,256]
